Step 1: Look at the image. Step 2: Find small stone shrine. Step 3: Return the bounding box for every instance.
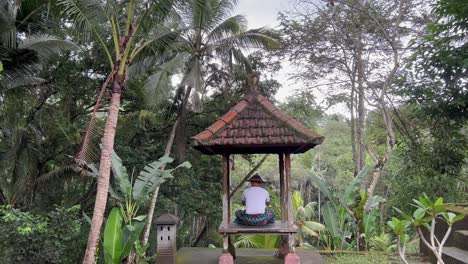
[155,213,179,264]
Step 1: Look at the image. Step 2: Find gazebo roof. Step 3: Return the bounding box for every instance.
[192,76,324,155]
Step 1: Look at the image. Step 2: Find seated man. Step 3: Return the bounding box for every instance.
[234,173,275,226]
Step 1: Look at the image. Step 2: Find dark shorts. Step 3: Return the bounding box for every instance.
[234,209,275,226]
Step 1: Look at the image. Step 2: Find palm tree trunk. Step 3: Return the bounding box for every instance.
[82,80,123,264]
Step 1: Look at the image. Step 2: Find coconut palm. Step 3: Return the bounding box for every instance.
[0,0,76,90]
[139,0,280,246]
[143,0,279,112]
[54,0,178,262]
[0,0,76,208]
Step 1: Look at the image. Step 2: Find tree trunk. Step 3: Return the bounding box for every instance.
[350,81,359,177]
[356,43,366,173]
[141,85,193,247]
[141,118,179,246]
[82,79,122,264]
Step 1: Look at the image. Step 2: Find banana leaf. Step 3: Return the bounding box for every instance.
[103,208,123,264]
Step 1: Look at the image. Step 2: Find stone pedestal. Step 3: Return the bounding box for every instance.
[285,253,300,264]
[218,253,234,264]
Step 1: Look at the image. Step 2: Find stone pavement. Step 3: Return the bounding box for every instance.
[176,247,325,264]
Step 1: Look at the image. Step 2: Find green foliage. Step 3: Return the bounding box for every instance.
[369,232,396,252]
[103,208,124,264]
[233,234,281,249]
[0,205,86,263]
[312,167,384,250]
[390,194,465,263]
[327,254,401,264]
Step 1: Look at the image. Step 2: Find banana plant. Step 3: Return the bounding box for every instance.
[292,191,325,246]
[110,152,190,223]
[311,166,383,250]
[102,152,191,264]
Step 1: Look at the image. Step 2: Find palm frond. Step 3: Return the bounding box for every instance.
[128,55,167,77]
[233,235,259,248]
[57,0,107,42]
[19,34,78,59]
[220,27,280,50]
[131,26,180,61]
[143,52,189,107]
[0,0,18,49]
[57,0,112,65]
[191,58,202,94]
[203,0,239,31]
[206,14,246,43]
[37,164,93,184]
[74,115,105,165]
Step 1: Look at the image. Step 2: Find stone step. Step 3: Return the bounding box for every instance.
[454,230,468,251]
[442,247,468,264]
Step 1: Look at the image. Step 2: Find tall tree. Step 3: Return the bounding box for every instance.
[56,0,177,262]
[139,0,279,246]
[278,0,427,197]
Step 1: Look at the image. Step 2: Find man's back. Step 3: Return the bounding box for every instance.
[243,186,270,214]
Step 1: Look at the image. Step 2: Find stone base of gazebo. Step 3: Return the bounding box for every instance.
[176,247,325,264]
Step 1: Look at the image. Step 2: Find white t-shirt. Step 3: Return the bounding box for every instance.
[242,187,270,214]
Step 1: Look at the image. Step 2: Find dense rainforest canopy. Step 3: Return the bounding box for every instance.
[0,0,466,263]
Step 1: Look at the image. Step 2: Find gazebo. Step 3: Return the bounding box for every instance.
[192,74,324,264]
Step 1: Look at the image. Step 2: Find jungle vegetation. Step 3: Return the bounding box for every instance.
[0,0,466,263]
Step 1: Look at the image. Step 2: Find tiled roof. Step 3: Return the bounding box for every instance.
[192,91,324,155]
[156,214,179,225]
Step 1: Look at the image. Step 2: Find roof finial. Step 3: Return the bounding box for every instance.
[247,72,260,93]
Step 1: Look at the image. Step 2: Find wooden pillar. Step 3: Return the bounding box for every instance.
[279,153,287,222]
[222,154,231,227]
[285,153,293,226]
[222,154,231,255]
[285,153,295,253]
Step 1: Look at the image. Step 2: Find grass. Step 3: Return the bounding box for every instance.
[325,253,429,264]
[326,254,402,264]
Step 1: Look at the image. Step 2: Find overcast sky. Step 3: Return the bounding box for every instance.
[234,0,298,103]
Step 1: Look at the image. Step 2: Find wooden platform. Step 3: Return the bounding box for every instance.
[176,247,325,264]
[219,222,298,234]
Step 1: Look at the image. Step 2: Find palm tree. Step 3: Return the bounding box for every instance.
[55,0,178,262]
[0,0,76,90]
[0,0,76,207]
[139,0,280,246]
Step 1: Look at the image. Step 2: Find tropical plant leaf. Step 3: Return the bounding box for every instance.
[121,220,145,261]
[133,157,191,203]
[343,166,368,206]
[206,14,246,43]
[103,207,123,264]
[37,164,85,184]
[304,221,325,234]
[19,34,78,59]
[322,202,341,240]
[234,234,280,249]
[292,191,303,214]
[111,151,131,198]
[143,52,189,107]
